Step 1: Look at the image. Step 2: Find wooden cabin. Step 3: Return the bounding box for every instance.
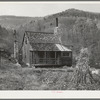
[20,30,72,67]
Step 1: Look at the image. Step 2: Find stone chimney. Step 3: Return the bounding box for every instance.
[13,30,18,61]
[54,18,59,34]
[56,17,58,27]
[54,18,62,44]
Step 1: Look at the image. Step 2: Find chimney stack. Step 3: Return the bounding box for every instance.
[56,18,58,27]
[54,18,59,34]
[13,30,18,61]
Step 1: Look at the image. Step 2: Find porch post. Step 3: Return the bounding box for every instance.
[30,51,31,65]
[45,51,46,64]
[55,51,56,64]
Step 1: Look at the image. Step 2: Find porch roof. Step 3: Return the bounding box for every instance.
[56,44,71,51]
[30,43,72,51]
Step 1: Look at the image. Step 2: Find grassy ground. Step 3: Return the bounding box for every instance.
[0,60,100,90]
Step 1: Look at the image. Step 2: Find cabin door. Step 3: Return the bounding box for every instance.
[46,51,55,64]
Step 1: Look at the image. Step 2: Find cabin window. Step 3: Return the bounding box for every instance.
[62,52,71,57]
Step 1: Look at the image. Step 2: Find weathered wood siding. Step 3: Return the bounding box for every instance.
[22,34,32,65]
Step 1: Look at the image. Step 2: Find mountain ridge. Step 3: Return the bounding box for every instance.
[1,8,100,30]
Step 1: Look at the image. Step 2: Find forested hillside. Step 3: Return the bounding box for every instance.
[0,25,14,55]
[0,15,41,29]
[1,8,100,67]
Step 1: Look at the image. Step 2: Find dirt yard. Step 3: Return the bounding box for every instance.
[0,61,100,90]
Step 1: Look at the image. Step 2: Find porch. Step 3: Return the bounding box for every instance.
[30,51,61,65]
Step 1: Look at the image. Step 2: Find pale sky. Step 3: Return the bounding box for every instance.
[0,2,100,17]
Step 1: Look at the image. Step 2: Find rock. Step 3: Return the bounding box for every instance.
[26,63,30,67]
[14,62,21,68]
[92,70,99,75]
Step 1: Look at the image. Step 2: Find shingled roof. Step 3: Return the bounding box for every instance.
[25,31,60,43]
[22,31,72,51]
